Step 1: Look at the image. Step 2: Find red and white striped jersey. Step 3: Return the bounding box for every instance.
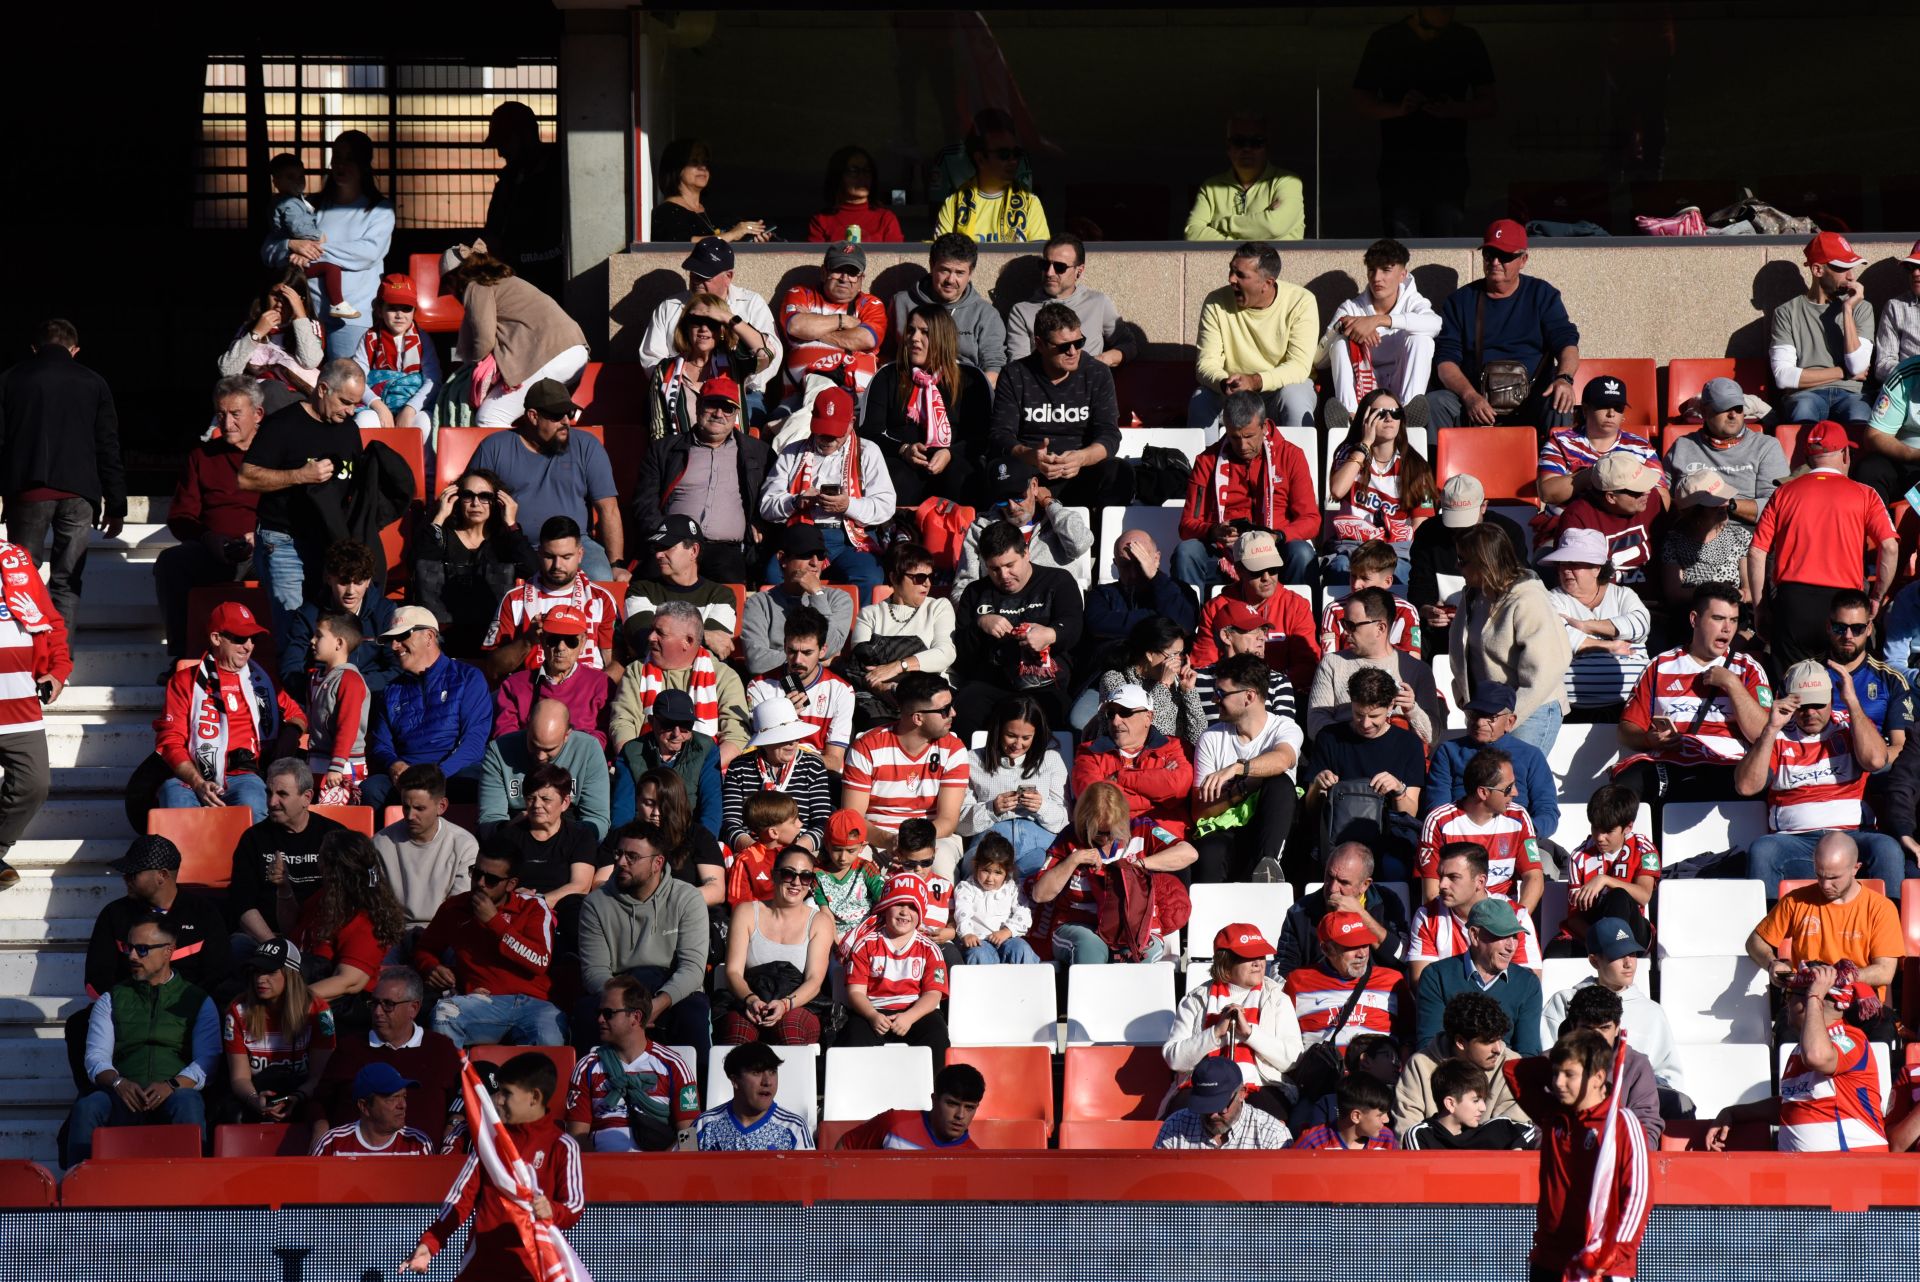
[1765,712,1868,833]
[0,541,69,736]
[1619,646,1772,767]
[841,727,969,834]
[1318,593,1422,656]
[564,1041,700,1152]
[1566,833,1663,897]
[1417,802,1543,900]
[1779,1021,1886,1152]
[778,284,887,394]
[747,669,855,753]
[846,927,949,1011]
[483,579,620,670]
[1282,965,1402,1046]
[1407,896,1541,970]
[312,1121,435,1156]
[222,996,336,1077]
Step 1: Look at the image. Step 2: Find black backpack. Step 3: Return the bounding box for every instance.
[1320,779,1387,861]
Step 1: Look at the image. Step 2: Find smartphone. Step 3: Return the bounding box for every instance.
[819,483,844,497]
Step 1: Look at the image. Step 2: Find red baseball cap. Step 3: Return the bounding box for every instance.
[826,809,869,847]
[1212,923,1274,959]
[377,273,417,307]
[1213,597,1265,633]
[699,374,741,407]
[811,387,855,437]
[1803,419,1850,456]
[1901,241,1920,267]
[1317,910,1372,948]
[1805,230,1865,271]
[539,605,587,637]
[1482,219,1528,253]
[208,601,268,639]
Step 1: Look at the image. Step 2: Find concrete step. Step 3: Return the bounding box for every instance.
[0,994,86,1024]
[0,1114,63,1165]
[0,872,121,921]
[65,642,173,688]
[47,684,161,713]
[47,766,134,796]
[126,496,170,524]
[76,598,160,631]
[87,523,174,552]
[0,919,91,945]
[0,1039,78,1106]
[22,799,131,842]
[43,719,154,770]
[6,839,130,871]
[0,948,85,997]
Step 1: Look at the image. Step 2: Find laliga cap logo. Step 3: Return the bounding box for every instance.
[1236,932,1258,945]
[1339,918,1363,937]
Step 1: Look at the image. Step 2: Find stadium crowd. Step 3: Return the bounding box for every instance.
[11,83,1920,1183]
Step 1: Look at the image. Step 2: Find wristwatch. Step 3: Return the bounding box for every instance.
[1553,373,1575,385]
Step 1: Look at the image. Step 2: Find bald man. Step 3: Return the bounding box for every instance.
[475,698,611,839]
[1084,528,1198,656]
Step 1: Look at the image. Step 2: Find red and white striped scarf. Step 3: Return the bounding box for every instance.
[906,368,953,448]
[638,648,721,737]
[1199,980,1261,1067]
[1205,428,1280,530]
[361,326,422,374]
[1574,1032,1635,1280]
[1347,337,1377,400]
[455,1056,592,1282]
[787,437,874,552]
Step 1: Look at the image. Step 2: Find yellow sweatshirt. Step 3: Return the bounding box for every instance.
[1194,282,1319,392]
[1183,166,1306,242]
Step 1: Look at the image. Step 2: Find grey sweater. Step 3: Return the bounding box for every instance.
[373,818,478,928]
[476,729,611,839]
[741,584,855,676]
[890,280,1007,374]
[576,874,710,1005]
[1305,650,1440,745]
[1006,283,1136,363]
[1665,428,1788,511]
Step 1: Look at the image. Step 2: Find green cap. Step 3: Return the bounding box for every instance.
[1466,897,1524,938]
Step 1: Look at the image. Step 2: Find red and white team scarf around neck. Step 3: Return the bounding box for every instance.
[361,326,422,375]
[637,649,721,737]
[787,437,874,552]
[1205,428,1281,531]
[906,368,953,448]
[455,1056,592,1282]
[1200,980,1262,1067]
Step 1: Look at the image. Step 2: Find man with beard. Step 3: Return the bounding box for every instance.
[470,378,626,581]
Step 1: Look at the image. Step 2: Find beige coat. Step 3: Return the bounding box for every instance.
[461,276,587,389]
[1394,1035,1531,1134]
[1448,574,1571,726]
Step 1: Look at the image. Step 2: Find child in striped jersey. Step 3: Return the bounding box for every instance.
[1551,784,1658,955]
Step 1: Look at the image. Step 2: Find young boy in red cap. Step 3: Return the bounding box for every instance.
[840,872,950,1053]
[815,808,886,949]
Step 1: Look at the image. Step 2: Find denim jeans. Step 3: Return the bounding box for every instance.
[253,527,318,654]
[579,535,614,582]
[1173,537,1316,589]
[1050,924,1167,969]
[965,817,1056,879]
[431,991,569,1048]
[761,525,884,604]
[966,936,1043,966]
[1188,384,1318,428]
[6,495,93,634]
[156,773,269,824]
[64,1086,207,1164]
[1507,701,1563,756]
[1780,384,1872,427]
[1747,830,1909,899]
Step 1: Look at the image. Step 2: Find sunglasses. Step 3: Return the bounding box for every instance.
[919,702,955,717]
[1830,621,1871,636]
[697,397,738,412]
[900,571,933,585]
[458,490,496,504]
[685,316,726,332]
[1482,248,1524,264]
[1051,336,1088,353]
[775,868,818,886]
[1369,406,1405,421]
[986,146,1024,162]
[386,627,428,644]
[119,941,174,958]
[597,1006,640,1022]
[1227,134,1267,148]
[470,866,511,887]
[541,633,583,649]
[1246,566,1280,579]
[893,857,935,870]
[1044,260,1077,275]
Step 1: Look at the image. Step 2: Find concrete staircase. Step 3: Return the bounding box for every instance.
[1,497,174,1166]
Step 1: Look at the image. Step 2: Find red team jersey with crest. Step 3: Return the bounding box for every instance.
[835,1107,978,1151]
[1282,965,1403,1046]
[747,670,855,753]
[845,928,950,1012]
[778,285,888,394]
[1618,647,1772,769]
[1779,1021,1886,1152]
[0,541,69,736]
[312,1121,435,1156]
[564,1042,700,1152]
[1566,833,1663,900]
[1416,802,1542,899]
[482,580,620,670]
[1764,711,1868,833]
[1318,594,1422,656]
[1407,896,1541,970]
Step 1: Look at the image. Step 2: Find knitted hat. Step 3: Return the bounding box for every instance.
[874,873,927,920]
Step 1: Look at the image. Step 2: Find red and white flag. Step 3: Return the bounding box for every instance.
[459,1056,593,1282]
[1567,1033,1651,1282]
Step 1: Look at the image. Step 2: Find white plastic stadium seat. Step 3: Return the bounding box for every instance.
[1184,962,1213,996]
[706,1044,820,1130]
[1656,956,1769,1044]
[1661,800,1768,862]
[823,1045,935,1121]
[1675,1043,1773,1120]
[1098,503,1184,582]
[948,964,1060,1048]
[1540,955,1650,999]
[1430,655,1464,732]
[1278,426,1321,496]
[1655,879,1767,958]
[1115,428,1210,461]
[1185,883,1294,961]
[1064,962,1177,1046]
[1777,1041,1891,1110]
[1546,723,1619,806]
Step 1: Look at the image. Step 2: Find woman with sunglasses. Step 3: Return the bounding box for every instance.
[1086,617,1206,749]
[289,831,407,1025]
[647,291,766,440]
[224,936,335,1124]
[932,118,1048,244]
[808,145,903,245]
[1326,387,1438,589]
[718,846,834,1046]
[848,542,958,729]
[413,467,538,659]
[860,305,989,507]
[1448,523,1571,755]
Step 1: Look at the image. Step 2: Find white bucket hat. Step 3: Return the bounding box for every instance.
[747,697,815,749]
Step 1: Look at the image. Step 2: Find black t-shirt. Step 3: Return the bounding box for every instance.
[955,565,1086,690]
[483,819,606,895]
[1352,16,1496,159]
[227,813,346,929]
[669,824,724,888]
[1310,721,1426,794]
[650,202,723,243]
[247,402,363,533]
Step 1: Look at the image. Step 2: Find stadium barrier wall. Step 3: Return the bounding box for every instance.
[605,237,1920,375]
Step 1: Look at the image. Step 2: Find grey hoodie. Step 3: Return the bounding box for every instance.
[890,279,1007,373]
[1006,283,1136,364]
[576,873,710,1005]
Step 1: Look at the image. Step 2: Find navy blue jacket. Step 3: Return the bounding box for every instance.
[367,652,491,776]
[281,595,398,696]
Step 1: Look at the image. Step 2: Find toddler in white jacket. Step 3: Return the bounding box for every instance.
[951,835,1041,966]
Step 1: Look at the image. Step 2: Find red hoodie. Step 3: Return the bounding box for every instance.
[412,889,556,1002]
[421,1116,583,1282]
[1071,728,1193,839]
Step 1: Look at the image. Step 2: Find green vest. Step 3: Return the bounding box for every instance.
[622,731,715,816]
[108,972,208,1086]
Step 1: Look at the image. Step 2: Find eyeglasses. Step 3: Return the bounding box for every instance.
[774,868,818,886]
[894,857,934,870]
[470,866,510,887]
[1044,260,1077,275]
[597,1006,640,1022]
[1482,248,1524,264]
[613,847,663,865]
[458,490,496,504]
[119,941,174,958]
[541,634,583,649]
[1347,616,1386,630]
[1830,621,1871,636]
[900,571,933,585]
[1227,134,1267,148]
[986,146,1024,162]
[1213,687,1251,702]
[370,997,419,1013]
[1050,336,1088,353]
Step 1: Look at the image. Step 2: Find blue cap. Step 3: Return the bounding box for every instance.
[352,1061,420,1101]
[1464,682,1517,716]
[1186,1054,1243,1114]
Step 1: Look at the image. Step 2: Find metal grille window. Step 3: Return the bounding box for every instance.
[194,55,558,230]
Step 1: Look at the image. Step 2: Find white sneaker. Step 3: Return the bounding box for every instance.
[329,302,361,319]
[1250,857,1284,884]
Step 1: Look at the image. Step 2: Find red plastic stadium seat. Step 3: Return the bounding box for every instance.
[945,1046,1054,1130]
[93,1124,203,1160]
[148,807,254,891]
[434,425,607,496]
[1436,427,1538,504]
[1664,358,1769,425]
[1574,360,1658,430]
[185,582,278,673]
[408,253,465,335]
[1057,1119,1161,1150]
[967,1118,1051,1150]
[214,1123,311,1157]
[1661,421,1705,453]
[310,805,375,836]
[817,1120,858,1150]
[1658,1120,1771,1152]
[572,364,651,425]
[469,1045,577,1119]
[1062,1046,1171,1123]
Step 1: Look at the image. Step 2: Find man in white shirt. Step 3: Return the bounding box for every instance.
[1316,238,1442,415]
[1539,916,1687,1114]
[1192,651,1304,885]
[637,237,781,419]
[1873,241,1920,384]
